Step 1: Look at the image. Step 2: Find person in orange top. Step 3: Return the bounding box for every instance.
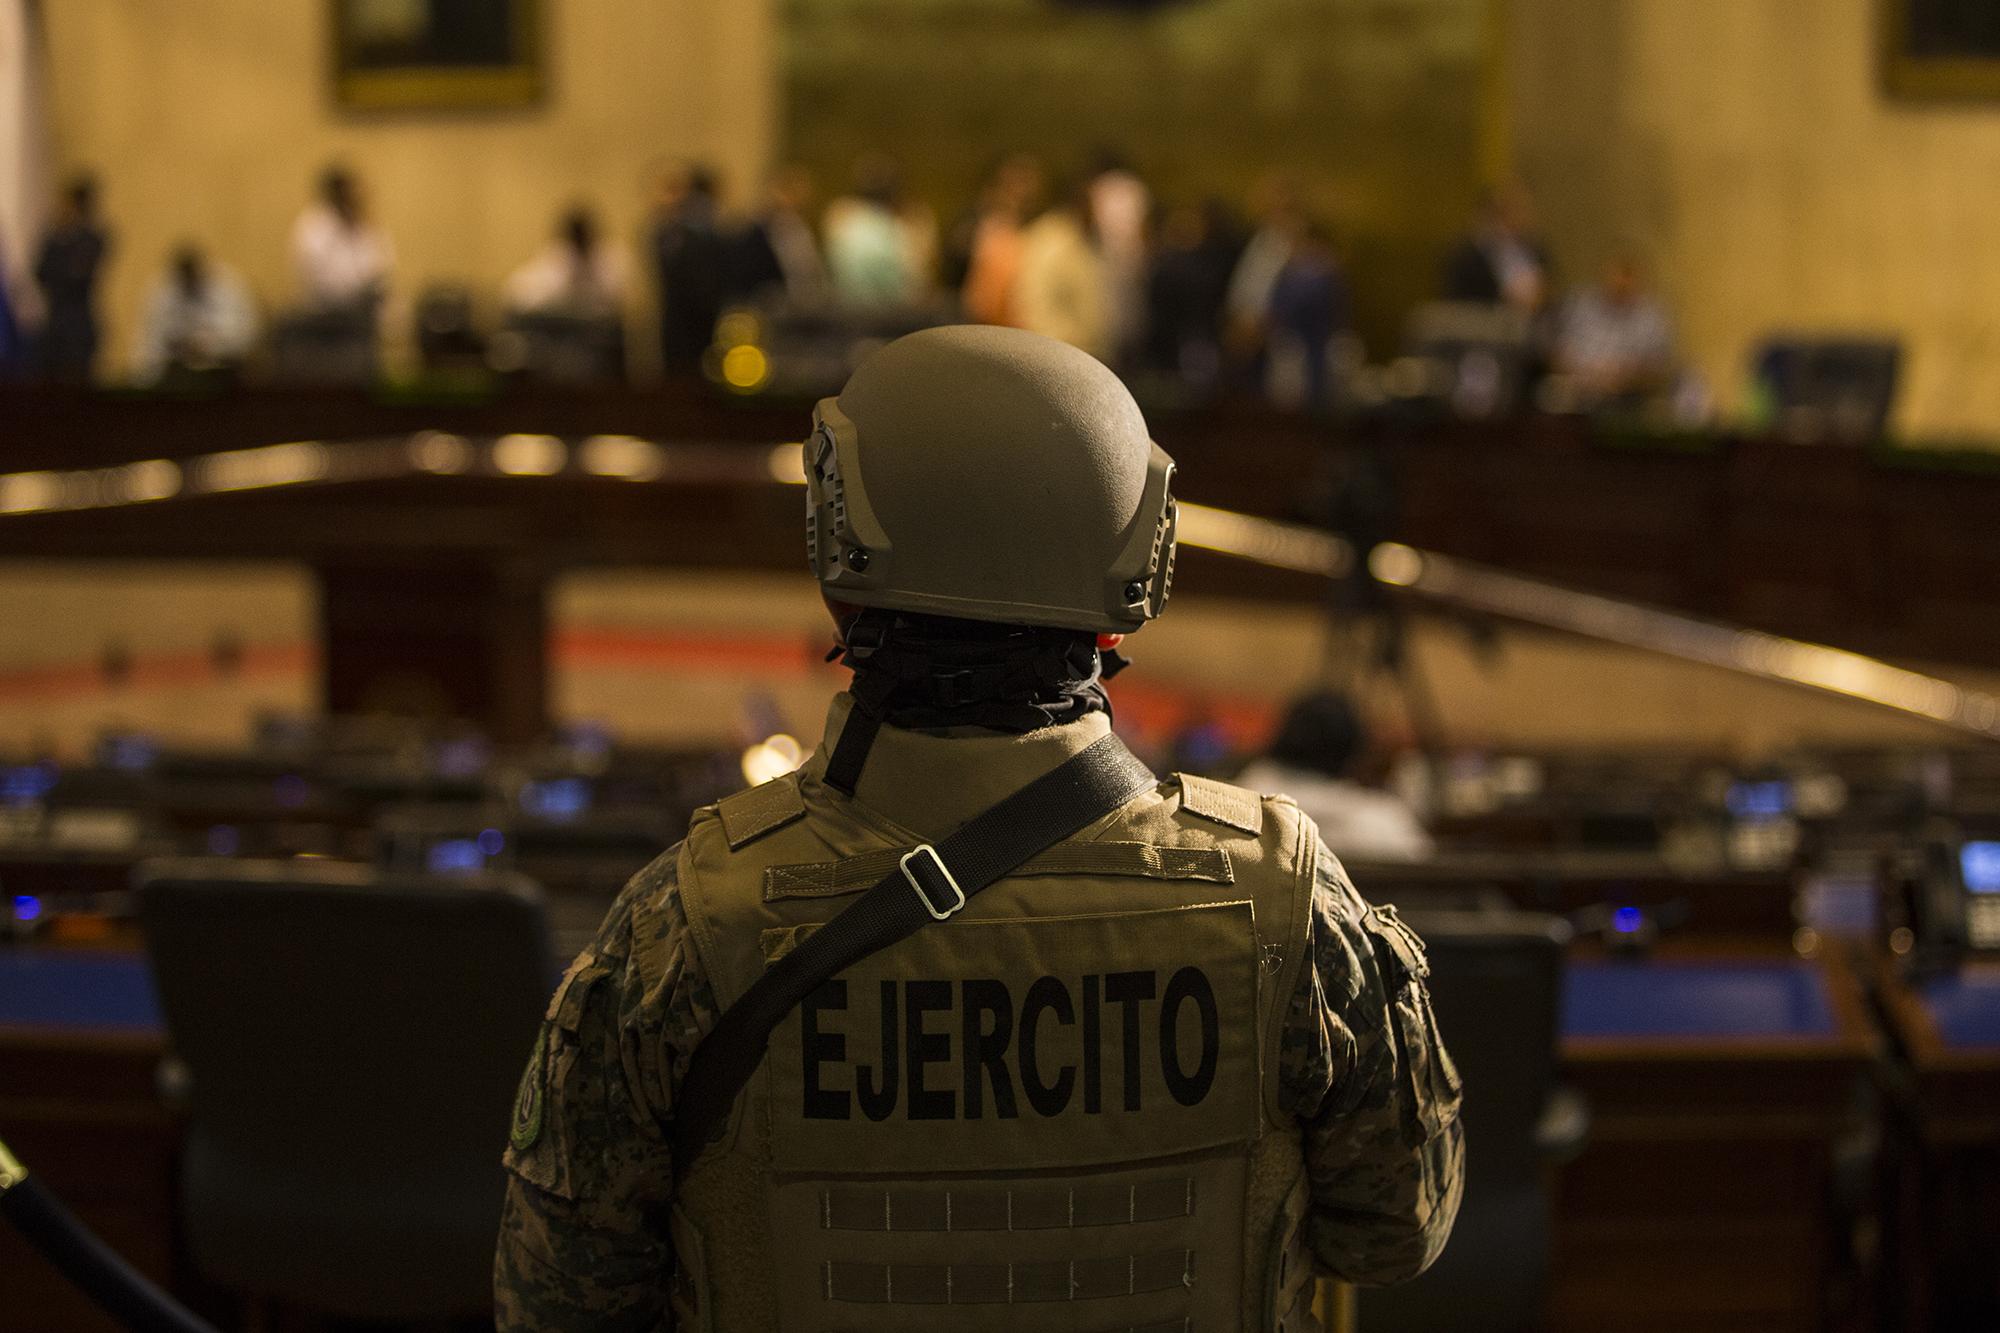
[959,153,1045,327]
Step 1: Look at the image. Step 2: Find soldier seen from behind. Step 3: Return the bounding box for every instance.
[494,325,1464,1330]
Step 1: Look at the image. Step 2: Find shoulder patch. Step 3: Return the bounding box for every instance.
[717,776,807,850]
[1176,773,1265,835]
[509,1027,547,1152]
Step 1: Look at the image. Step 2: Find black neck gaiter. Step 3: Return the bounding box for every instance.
[821,609,1128,792]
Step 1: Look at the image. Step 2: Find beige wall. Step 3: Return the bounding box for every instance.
[1508,0,2000,443]
[41,0,776,372]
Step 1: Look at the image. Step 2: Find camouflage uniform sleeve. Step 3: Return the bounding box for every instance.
[494,852,720,1331]
[1276,841,1466,1286]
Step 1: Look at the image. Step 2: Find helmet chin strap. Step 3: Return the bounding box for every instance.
[819,610,1126,796]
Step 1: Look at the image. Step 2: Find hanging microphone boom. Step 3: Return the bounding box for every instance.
[0,1134,218,1333]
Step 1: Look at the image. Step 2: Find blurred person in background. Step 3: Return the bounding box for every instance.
[133,243,258,384]
[291,164,394,314]
[824,154,931,307]
[732,163,826,307]
[1264,219,1352,414]
[1014,181,1111,360]
[1442,180,1550,316]
[1086,148,1150,366]
[1553,248,1676,408]
[0,229,22,379]
[504,206,629,319]
[651,161,729,371]
[34,174,111,383]
[1223,172,1303,364]
[1142,197,1240,388]
[1237,690,1434,863]
[958,152,1044,326]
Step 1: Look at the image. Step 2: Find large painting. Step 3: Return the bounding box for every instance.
[1883,0,2000,99]
[332,0,543,110]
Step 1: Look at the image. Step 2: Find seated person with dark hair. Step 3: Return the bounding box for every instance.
[134,244,259,384]
[1553,249,1675,407]
[504,207,629,320]
[1442,180,1550,315]
[1236,690,1434,862]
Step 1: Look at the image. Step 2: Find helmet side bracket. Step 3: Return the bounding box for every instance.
[1101,445,1178,628]
[808,400,894,595]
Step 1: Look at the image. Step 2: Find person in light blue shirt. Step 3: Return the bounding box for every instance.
[133,244,259,384]
[823,156,928,307]
[1555,250,1676,407]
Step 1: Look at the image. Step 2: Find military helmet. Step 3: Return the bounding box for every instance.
[805,326,1177,634]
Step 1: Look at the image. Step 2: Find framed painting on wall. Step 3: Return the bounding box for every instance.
[332,0,543,110]
[1882,0,2000,99]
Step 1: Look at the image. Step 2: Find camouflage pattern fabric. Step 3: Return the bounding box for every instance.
[495,838,1464,1330]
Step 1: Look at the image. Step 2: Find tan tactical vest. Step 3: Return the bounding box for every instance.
[664,712,1323,1332]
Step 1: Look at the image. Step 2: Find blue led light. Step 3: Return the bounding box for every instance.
[1963,841,2000,895]
[1726,780,1791,820]
[477,827,506,857]
[1179,724,1230,771]
[0,763,59,807]
[522,777,591,822]
[13,894,41,922]
[103,734,159,771]
[1613,906,1644,934]
[433,738,489,779]
[426,839,486,874]
[561,723,613,762]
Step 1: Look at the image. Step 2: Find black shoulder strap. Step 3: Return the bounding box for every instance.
[670,731,1157,1177]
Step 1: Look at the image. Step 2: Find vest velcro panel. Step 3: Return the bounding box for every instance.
[760,900,1261,1329]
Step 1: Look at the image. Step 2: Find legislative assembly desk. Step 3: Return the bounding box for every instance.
[0,948,179,1332]
[1877,962,2000,1328]
[0,938,1887,1332]
[1551,951,1875,1332]
[5,387,2000,743]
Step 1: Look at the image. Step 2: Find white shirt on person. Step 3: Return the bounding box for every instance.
[1225,225,1294,328]
[133,262,259,381]
[290,203,394,308]
[1557,287,1674,384]
[502,242,629,319]
[1236,758,1436,863]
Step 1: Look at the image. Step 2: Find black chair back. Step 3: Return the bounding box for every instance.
[1359,907,1570,1333]
[138,858,551,1321]
[1751,336,1901,442]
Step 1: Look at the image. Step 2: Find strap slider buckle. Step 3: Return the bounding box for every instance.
[900,844,965,921]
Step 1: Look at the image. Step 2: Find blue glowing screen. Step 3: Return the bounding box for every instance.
[1613,906,1644,934]
[426,839,488,874]
[432,738,490,779]
[1962,841,2000,895]
[13,895,41,922]
[1726,780,1792,819]
[102,735,159,772]
[0,764,58,807]
[523,777,591,821]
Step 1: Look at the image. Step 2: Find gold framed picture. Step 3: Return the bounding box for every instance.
[1882,0,2000,100]
[332,0,543,110]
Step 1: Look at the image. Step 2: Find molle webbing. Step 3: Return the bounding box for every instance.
[816,1176,1196,1233]
[822,1249,1196,1306]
